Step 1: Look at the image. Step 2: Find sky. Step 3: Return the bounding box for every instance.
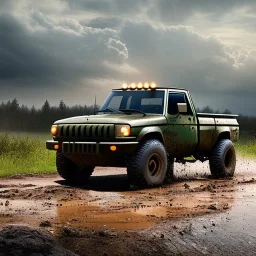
[0,0,256,115]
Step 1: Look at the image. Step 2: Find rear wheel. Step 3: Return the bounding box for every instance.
[127,139,167,188]
[56,151,94,184]
[209,139,236,178]
[164,156,174,184]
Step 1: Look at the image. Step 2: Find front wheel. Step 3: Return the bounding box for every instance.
[127,139,167,188]
[56,151,94,184]
[209,139,236,178]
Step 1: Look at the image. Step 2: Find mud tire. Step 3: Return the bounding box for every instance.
[209,139,236,178]
[127,139,167,188]
[164,156,174,184]
[56,151,94,184]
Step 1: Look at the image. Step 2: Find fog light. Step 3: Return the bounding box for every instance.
[54,144,59,150]
[110,145,117,151]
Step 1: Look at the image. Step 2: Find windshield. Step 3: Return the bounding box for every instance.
[99,90,165,114]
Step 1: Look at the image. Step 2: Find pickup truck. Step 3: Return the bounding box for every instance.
[46,83,239,188]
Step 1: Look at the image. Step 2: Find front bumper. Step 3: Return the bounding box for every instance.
[46,140,138,155]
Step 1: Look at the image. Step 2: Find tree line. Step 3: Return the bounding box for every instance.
[0,99,99,132]
[0,99,255,133]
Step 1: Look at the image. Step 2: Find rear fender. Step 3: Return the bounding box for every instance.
[213,127,231,146]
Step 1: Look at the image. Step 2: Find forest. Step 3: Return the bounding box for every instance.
[0,98,255,133]
[0,99,99,132]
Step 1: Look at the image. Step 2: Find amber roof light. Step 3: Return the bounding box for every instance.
[121,82,157,90]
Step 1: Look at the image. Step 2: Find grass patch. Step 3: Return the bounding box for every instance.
[235,132,256,159]
[0,133,56,177]
[0,131,254,178]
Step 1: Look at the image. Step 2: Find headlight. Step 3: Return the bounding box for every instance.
[51,125,58,136]
[115,125,131,137]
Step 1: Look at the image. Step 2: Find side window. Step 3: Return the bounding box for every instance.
[168,93,190,115]
[108,96,123,109]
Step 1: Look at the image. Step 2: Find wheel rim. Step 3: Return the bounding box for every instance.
[148,153,162,177]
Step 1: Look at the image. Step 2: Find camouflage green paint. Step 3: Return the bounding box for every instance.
[164,113,198,157]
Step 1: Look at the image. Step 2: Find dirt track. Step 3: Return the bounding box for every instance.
[0,158,256,255]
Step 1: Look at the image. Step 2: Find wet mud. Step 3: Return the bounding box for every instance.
[0,158,256,255]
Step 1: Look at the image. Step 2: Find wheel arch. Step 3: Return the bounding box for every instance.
[137,127,164,145]
[214,131,231,145]
[218,131,230,140]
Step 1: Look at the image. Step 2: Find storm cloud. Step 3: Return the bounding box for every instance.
[65,0,256,24]
[0,0,255,114]
[0,12,128,81]
[148,0,256,22]
[119,21,256,113]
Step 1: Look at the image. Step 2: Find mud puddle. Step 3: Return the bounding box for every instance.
[56,201,155,231]
[0,179,237,232]
[0,158,255,233]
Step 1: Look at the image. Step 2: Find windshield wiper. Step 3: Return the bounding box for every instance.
[97,107,122,114]
[119,109,146,116]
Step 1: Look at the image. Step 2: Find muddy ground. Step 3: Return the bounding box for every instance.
[0,158,256,255]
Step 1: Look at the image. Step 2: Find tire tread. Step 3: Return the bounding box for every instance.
[127,139,167,188]
[56,151,94,184]
[209,139,236,178]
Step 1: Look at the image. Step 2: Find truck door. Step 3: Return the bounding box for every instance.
[165,91,198,157]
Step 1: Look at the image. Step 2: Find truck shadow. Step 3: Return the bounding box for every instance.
[56,174,131,192]
[55,174,223,192]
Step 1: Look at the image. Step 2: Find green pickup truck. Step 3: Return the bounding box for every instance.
[46,83,239,188]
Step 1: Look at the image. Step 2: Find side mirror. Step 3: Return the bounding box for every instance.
[177,103,187,113]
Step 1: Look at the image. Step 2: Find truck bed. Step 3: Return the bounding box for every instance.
[196,113,239,153]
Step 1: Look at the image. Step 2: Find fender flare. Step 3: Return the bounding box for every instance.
[136,126,164,144]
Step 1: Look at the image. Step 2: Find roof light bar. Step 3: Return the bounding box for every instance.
[121,82,157,90]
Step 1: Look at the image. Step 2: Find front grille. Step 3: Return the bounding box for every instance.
[57,124,114,140]
[62,142,98,154]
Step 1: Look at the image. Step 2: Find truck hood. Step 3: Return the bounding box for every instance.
[54,114,167,127]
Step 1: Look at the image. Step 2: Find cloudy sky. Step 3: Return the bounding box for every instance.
[0,0,256,115]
